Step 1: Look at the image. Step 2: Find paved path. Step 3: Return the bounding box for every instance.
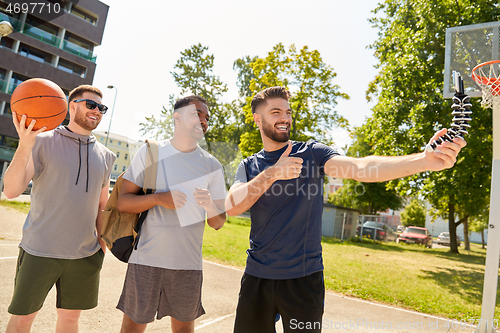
[0,203,480,332]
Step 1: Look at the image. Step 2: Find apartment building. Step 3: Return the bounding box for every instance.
[0,0,109,165]
[93,131,143,181]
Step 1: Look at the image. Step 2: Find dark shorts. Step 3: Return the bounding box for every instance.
[8,247,104,315]
[117,263,205,324]
[234,271,325,333]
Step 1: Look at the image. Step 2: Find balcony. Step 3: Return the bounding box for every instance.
[7,81,21,94]
[0,79,7,93]
[22,23,61,47]
[0,13,97,63]
[62,40,96,62]
[0,146,15,161]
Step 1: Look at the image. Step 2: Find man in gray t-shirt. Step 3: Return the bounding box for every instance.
[116,95,226,332]
[3,85,115,332]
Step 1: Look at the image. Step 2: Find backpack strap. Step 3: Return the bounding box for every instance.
[143,139,159,194]
[133,139,159,247]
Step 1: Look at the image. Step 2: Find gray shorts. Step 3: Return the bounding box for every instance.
[117,263,205,324]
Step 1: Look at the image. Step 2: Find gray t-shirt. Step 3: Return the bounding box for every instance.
[123,139,226,270]
[20,126,116,259]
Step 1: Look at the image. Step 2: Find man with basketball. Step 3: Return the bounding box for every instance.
[225,86,467,333]
[3,85,116,333]
[115,95,226,333]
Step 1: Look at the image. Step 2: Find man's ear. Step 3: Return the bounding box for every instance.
[68,101,76,115]
[253,113,260,127]
[173,111,181,125]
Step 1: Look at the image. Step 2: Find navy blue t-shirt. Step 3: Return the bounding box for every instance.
[234,140,338,279]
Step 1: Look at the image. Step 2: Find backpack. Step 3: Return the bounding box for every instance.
[100,139,159,263]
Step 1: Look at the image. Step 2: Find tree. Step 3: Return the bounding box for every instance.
[400,198,426,228]
[469,212,489,249]
[365,0,499,253]
[328,125,403,214]
[139,44,243,187]
[234,44,350,157]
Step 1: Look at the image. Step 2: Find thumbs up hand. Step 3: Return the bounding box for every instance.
[265,142,303,180]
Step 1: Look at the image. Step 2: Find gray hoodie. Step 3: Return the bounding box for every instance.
[19,126,116,259]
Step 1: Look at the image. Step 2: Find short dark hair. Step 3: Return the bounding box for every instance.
[251,86,291,114]
[174,95,208,112]
[69,85,102,102]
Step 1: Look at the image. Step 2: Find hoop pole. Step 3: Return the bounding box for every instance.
[475,101,500,333]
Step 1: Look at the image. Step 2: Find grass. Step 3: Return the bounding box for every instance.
[203,216,250,268]
[321,238,491,320]
[3,202,496,320]
[204,216,499,321]
[0,199,31,214]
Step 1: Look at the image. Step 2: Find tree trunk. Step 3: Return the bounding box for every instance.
[463,216,470,251]
[449,202,459,254]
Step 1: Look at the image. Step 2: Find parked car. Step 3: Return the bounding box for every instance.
[437,232,461,246]
[357,222,398,242]
[397,226,433,248]
[397,225,405,233]
[22,181,32,195]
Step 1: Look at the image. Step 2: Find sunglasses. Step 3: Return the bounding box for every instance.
[72,99,108,114]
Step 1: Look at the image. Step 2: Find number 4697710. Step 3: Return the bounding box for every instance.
[444,319,499,329]
[6,2,61,14]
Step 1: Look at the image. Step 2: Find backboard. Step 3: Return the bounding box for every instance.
[444,21,500,99]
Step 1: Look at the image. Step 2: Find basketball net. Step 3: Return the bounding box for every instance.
[472,60,500,110]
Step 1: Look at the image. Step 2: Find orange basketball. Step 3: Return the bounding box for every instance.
[11,78,67,131]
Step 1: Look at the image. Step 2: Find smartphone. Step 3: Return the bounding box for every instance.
[452,71,464,94]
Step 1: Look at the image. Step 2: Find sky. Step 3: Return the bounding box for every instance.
[92,0,382,151]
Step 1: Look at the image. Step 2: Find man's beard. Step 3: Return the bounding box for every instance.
[261,118,290,142]
[75,111,100,131]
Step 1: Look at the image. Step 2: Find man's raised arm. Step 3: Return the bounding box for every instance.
[324,129,467,182]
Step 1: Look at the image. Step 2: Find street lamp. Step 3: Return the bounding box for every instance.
[105,85,117,147]
[0,21,13,38]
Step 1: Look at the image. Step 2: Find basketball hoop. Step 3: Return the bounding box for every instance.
[472,60,500,109]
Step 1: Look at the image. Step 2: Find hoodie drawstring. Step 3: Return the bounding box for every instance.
[76,139,82,186]
[75,138,90,192]
[86,138,89,192]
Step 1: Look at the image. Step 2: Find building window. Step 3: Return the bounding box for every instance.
[100,137,104,141]
[9,73,28,94]
[124,154,128,160]
[3,103,12,117]
[116,151,120,158]
[63,32,93,59]
[0,36,14,49]
[118,142,121,146]
[122,166,126,172]
[58,59,86,78]
[110,139,113,143]
[0,135,19,148]
[70,6,98,25]
[19,44,52,64]
[113,164,118,171]
[126,144,129,147]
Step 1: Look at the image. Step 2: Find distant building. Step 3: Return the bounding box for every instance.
[93,131,143,181]
[424,202,487,245]
[325,176,403,229]
[324,176,343,202]
[0,0,109,165]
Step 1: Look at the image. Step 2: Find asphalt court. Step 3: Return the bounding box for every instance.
[0,205,481,332]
